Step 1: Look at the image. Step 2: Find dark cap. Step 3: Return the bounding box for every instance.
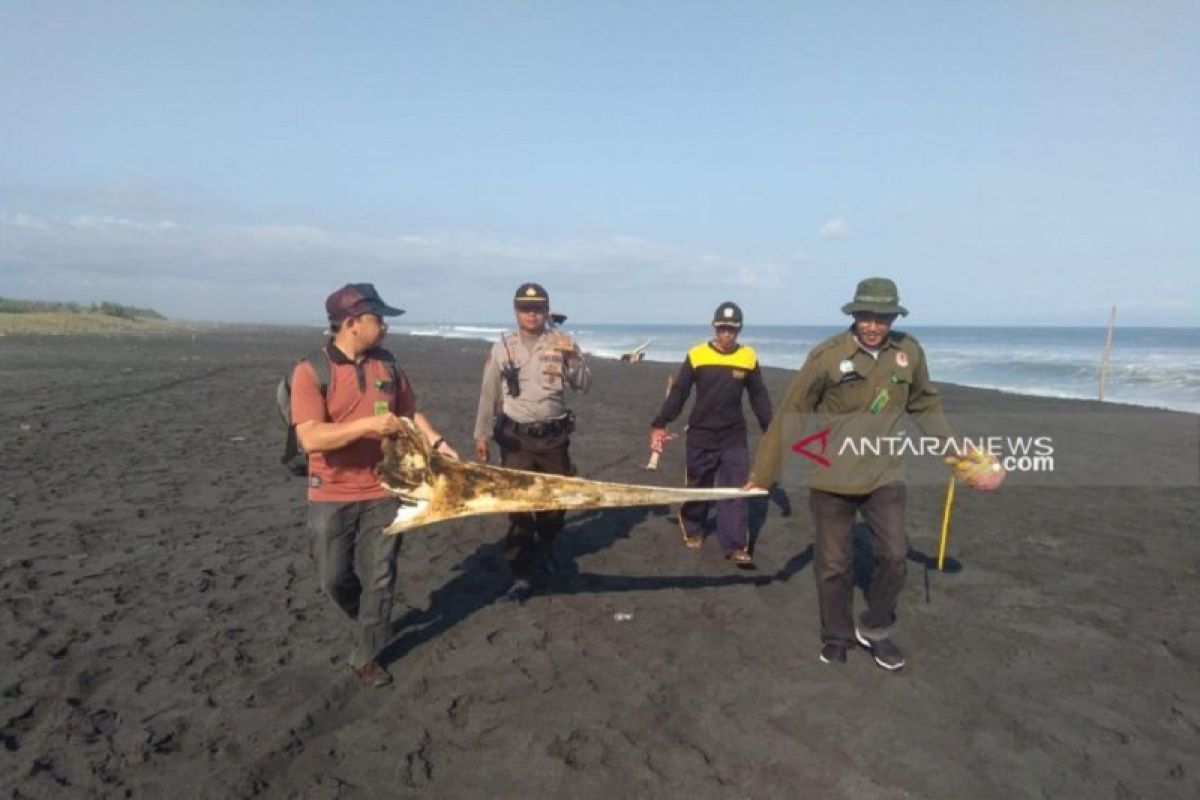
[513,282,550,307]
[712,301,744,328]
[325,283,405,323]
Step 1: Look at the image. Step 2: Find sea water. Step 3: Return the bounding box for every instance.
[396,322,1200,415]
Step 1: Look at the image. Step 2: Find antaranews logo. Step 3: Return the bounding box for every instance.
[791,428,833,467]
[791,429,1056,474]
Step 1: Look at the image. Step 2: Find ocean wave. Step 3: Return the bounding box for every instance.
[959,381,1200,413]
[401,324,505,341]
[394,322,1200,413]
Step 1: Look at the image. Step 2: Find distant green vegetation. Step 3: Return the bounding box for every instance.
[0,297,166,320]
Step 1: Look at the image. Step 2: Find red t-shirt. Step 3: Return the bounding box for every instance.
[290,345,417,502]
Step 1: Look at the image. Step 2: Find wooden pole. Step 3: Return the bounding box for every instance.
[1098,305,1117,401]
[645,374,675,470]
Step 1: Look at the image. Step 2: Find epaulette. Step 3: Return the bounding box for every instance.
[808,331,849,359]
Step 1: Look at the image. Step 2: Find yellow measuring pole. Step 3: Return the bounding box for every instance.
[937,472,956,571]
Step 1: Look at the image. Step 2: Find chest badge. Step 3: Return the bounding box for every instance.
[895,352,909,368]
[839,359,854,374]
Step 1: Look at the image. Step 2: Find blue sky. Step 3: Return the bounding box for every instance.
[2,1,1197,326]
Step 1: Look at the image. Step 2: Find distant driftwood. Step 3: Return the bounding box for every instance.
[619,339,652,363]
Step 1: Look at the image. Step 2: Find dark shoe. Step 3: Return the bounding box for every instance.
[855,627,906,671]
[682,528,703,549]
[351,660,393,689]
[536,549,560,576]
[819,642,847,664]
[726,548,755,569]
[504,577,533,603]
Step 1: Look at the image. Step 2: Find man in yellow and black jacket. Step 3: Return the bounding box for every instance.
[650,302,773,566]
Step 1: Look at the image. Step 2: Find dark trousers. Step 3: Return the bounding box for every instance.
[308,497,402,667]
[494,421,573,577]
[681,444,750,555]
[809,483,907,646]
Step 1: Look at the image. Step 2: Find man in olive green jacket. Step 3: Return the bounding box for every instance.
[746,278,953,671]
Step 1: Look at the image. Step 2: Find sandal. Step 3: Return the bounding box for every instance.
[726,549,754,567]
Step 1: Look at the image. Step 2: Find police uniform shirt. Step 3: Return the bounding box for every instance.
[473,330,592,441]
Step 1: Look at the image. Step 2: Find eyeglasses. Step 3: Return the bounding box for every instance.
[516,307,549,315]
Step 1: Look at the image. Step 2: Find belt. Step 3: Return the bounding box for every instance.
[501,413,573,438]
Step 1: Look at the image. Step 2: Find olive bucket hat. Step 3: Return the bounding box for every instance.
[840,277,909,316]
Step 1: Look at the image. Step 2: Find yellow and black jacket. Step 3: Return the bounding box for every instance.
[652,342,773,450]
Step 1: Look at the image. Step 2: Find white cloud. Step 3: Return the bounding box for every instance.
[0,212,789,322]
[818,217,850,240]
[66,214,182,235]
[1,213,51,231]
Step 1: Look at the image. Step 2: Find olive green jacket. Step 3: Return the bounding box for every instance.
[749,328,952,493]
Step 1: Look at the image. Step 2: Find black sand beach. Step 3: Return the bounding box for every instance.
[2,328,1198,798]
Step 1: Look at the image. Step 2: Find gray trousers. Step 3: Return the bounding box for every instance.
[308,498,402,667]
[809,483,908,647]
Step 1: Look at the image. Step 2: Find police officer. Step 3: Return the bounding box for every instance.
[650,301,772,566]
[746,278,953,671]
[473,282,592,600]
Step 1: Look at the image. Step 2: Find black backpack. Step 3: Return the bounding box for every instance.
[277,350,332,476]
[276,347,403,476]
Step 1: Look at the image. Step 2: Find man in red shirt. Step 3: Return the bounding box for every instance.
[291,283,458,688]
